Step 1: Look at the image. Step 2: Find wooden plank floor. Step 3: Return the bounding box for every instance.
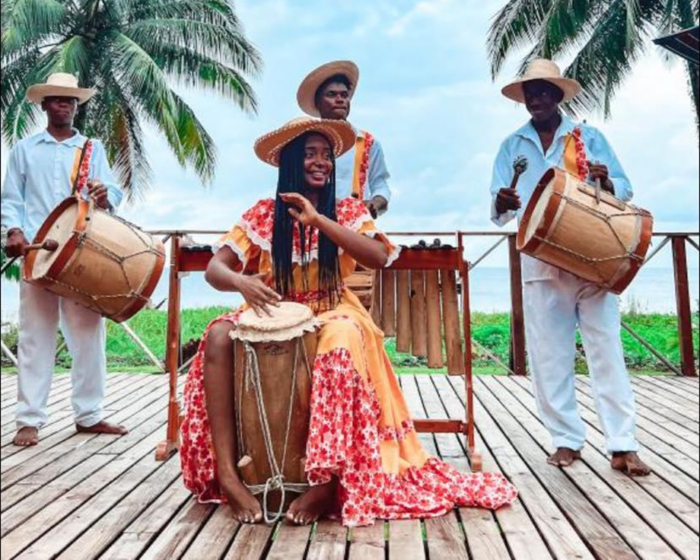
[1,372,698,560]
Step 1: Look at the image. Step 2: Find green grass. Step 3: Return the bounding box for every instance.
[2,307,697,375]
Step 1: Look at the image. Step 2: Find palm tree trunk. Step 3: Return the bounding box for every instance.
[687,61,699,136]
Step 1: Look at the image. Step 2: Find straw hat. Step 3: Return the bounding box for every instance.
[254,117,357,167]
[26,73,96,105]
[502,59,581,103]
[297,61,360,117]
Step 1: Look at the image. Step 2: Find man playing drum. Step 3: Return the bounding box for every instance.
[180,117,517,526]
[1,73,128,446]
[490,59,650,476]
[297,61,391,218]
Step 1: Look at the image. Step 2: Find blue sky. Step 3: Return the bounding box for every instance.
[2,0,699,263]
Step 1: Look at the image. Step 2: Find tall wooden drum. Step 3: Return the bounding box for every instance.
[518,168,653,294]
[231,303,318,522]
[24,197,165,322]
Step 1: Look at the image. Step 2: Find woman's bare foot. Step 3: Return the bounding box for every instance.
[76,420,128,435]
[286,479,337,526]
[611,452,651,477]
[13,427,39,447]
[222,478,263,524]
[547,448,582,467]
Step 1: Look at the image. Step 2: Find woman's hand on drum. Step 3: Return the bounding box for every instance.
[87,180,111,210]
[238,273,282,317]
[587,163,615,194]
[496,188,522,214]
[279,193,320,228]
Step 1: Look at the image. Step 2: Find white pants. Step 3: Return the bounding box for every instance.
[16,281,107,429]
[524,273,639,454]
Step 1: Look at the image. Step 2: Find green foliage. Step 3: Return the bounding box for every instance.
[1,246,21,281]
[0,0,263,199]
[487,0,699,126]
[2,307,697,374]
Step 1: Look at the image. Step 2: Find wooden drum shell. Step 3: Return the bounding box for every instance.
[517,168,653,294]
[233,332,317,512]
[24,197,165,322]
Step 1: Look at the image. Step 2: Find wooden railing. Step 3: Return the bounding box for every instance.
[148,229,698,378]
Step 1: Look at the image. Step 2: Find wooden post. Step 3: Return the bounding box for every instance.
[459,234,481,471]
[410,270,428,358]
[381,270,397,337]
[396,271,412,353]
[509,235,527,376]
[156,235,183,460]
[672,237,697,377]
[441,270,465,375]
[425,271,444,368]
[370,270,382,326]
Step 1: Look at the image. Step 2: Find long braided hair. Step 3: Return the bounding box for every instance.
[272,132,341,306]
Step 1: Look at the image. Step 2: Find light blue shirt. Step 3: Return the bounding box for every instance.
[490,115,633,281]
[335,129,392,204]
[1,129,123,241]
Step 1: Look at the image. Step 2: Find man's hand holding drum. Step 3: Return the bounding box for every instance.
[587,162,615,194]
[87,179,112,210]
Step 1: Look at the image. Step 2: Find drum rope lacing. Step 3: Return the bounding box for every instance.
[236,338,313,524]
[36,230,163,316]
[532,191,649,287]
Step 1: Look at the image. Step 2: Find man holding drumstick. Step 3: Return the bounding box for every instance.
[1,73,127,446]
[490,59,650,476]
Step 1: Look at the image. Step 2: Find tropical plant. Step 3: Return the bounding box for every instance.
[1,246,21,281]
[1,0,263,200]
[487,0,699,129]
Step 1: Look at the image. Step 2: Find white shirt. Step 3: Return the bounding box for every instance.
[490,115,633,282]
[335,130,392,203]
[1,130,123,241]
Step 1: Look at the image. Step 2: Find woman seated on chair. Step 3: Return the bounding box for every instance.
[180,118,517,527]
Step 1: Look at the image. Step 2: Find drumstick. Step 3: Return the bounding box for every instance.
[592,159,602,204]
[1,239,59,275]
[509,155,529,191]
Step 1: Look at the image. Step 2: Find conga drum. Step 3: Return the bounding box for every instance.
[230,303,318,522]
[518,168,653,294]
[24,197,165,322]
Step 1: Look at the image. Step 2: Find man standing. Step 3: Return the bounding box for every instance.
[1,73,128,446]
[490,59,650,476]
[297,61,391,218]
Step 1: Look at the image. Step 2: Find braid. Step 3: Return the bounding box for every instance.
[272,132,341,307]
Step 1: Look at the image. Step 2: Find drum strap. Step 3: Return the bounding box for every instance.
[236,338,312,523]
[71,139,94,196]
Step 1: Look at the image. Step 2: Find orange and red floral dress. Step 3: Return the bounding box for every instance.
[180,197,518,527]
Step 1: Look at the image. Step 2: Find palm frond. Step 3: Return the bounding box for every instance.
[1,0,67,55]
[171,91,218,184]
[109,31,184,163]
[514,0,603,74]
[487,0,552,77]
[0,48,40,112]
[563,0,649,117]
[125,17,262,77]
[151,44,258,113]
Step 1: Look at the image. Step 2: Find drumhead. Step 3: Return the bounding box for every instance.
[232,302,318,343]
[523,177,556,245]
[30,202,79,280]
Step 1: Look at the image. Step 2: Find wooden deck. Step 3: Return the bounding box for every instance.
[0,372,698,560]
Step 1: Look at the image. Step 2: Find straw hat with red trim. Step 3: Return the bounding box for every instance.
[297,61,360,117]
[254,117,357,167]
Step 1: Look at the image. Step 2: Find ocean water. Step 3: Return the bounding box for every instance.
[2,266,697,324]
